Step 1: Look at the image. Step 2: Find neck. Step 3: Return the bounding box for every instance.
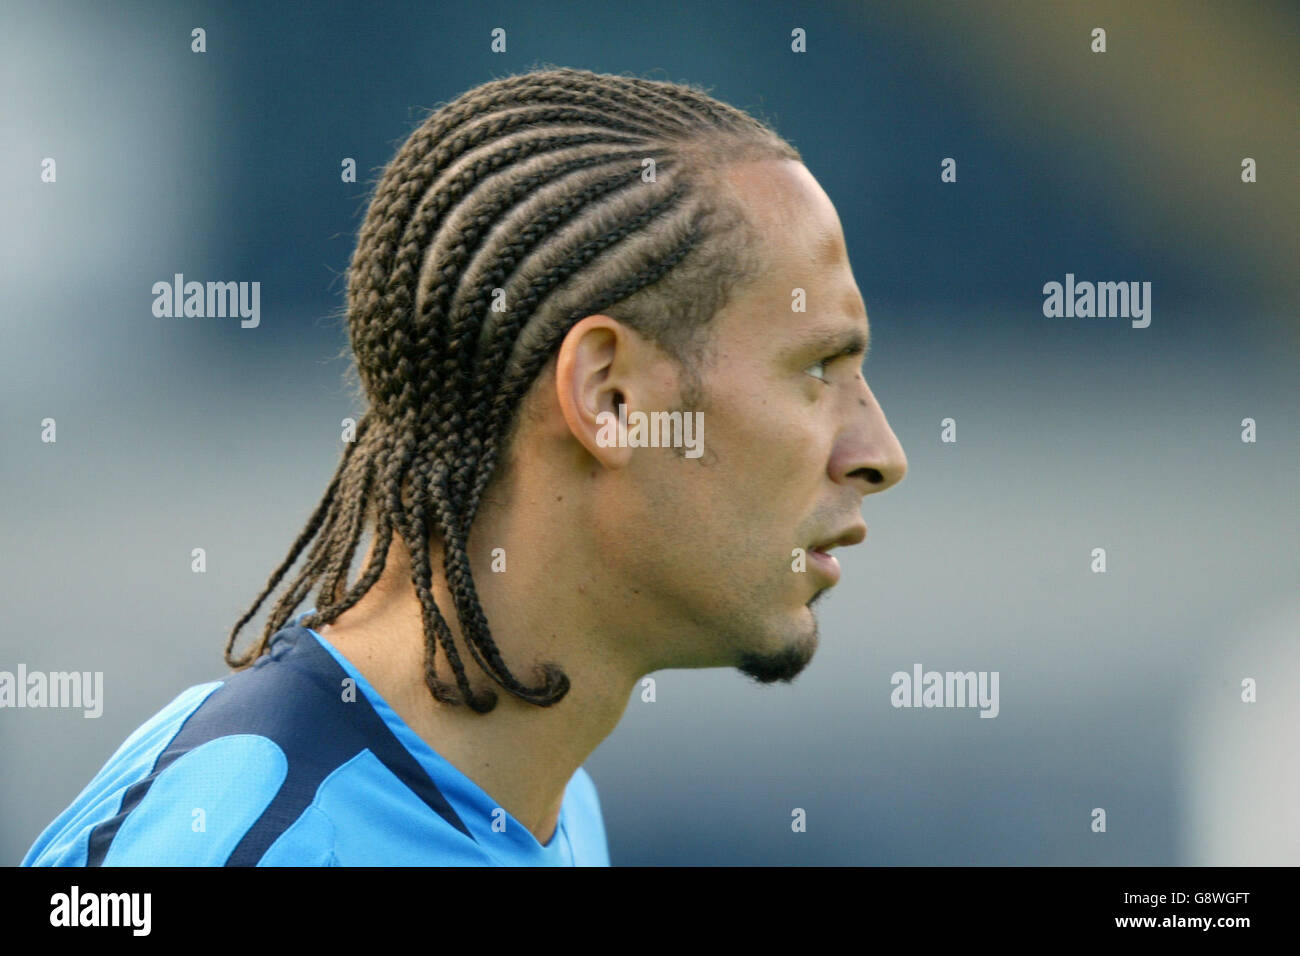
[317,518,640,846]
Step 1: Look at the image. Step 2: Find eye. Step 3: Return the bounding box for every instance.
[804,357,832,383]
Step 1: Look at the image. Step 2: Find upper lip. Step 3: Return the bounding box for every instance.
[810,523,868,553]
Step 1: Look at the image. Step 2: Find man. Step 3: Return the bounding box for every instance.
[24,66,906,866]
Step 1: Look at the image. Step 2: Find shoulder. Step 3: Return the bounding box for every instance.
[20,679,262,866]
[25,626,359,866]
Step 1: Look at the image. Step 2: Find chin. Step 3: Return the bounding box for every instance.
[735,616,819,685]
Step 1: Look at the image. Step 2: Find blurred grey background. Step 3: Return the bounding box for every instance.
[2,0,1297,865]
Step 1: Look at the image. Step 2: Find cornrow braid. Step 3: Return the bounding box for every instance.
[226,66,802,713]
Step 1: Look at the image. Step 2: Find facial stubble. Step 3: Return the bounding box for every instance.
[735,587,826,684]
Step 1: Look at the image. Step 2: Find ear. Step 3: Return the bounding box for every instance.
[555,315,639,468]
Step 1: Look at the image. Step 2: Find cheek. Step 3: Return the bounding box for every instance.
[717,395,824,495]
[693,404,823,560]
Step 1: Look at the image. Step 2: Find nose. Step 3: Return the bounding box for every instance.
[830,382,907,496]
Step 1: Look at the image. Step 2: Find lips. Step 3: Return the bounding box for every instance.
[809,523,868,555]
[805,523,867,586]
[807,547,841,585]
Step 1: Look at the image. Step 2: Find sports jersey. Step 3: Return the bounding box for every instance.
[22,612,610,866]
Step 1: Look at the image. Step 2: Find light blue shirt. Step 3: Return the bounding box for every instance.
[23,612,610,866]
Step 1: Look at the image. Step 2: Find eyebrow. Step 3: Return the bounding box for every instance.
[794,324,872,363]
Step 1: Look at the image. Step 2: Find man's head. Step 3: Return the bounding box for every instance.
[227,67,906,711]
[529,157,906,689]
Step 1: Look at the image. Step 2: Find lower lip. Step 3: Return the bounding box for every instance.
[808,548,841,585]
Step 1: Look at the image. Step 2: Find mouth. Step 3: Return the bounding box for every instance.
[807,546,842,585]
[806,523,868,587]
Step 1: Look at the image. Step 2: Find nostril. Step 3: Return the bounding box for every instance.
[850,467,884,484]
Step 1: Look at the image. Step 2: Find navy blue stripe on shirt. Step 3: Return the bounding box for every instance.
[87,624,473,866]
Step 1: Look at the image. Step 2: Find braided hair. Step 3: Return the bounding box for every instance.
[225,66,801,713]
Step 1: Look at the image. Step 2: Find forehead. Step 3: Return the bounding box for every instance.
[720,159,840,244]
[714,160,869,347]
